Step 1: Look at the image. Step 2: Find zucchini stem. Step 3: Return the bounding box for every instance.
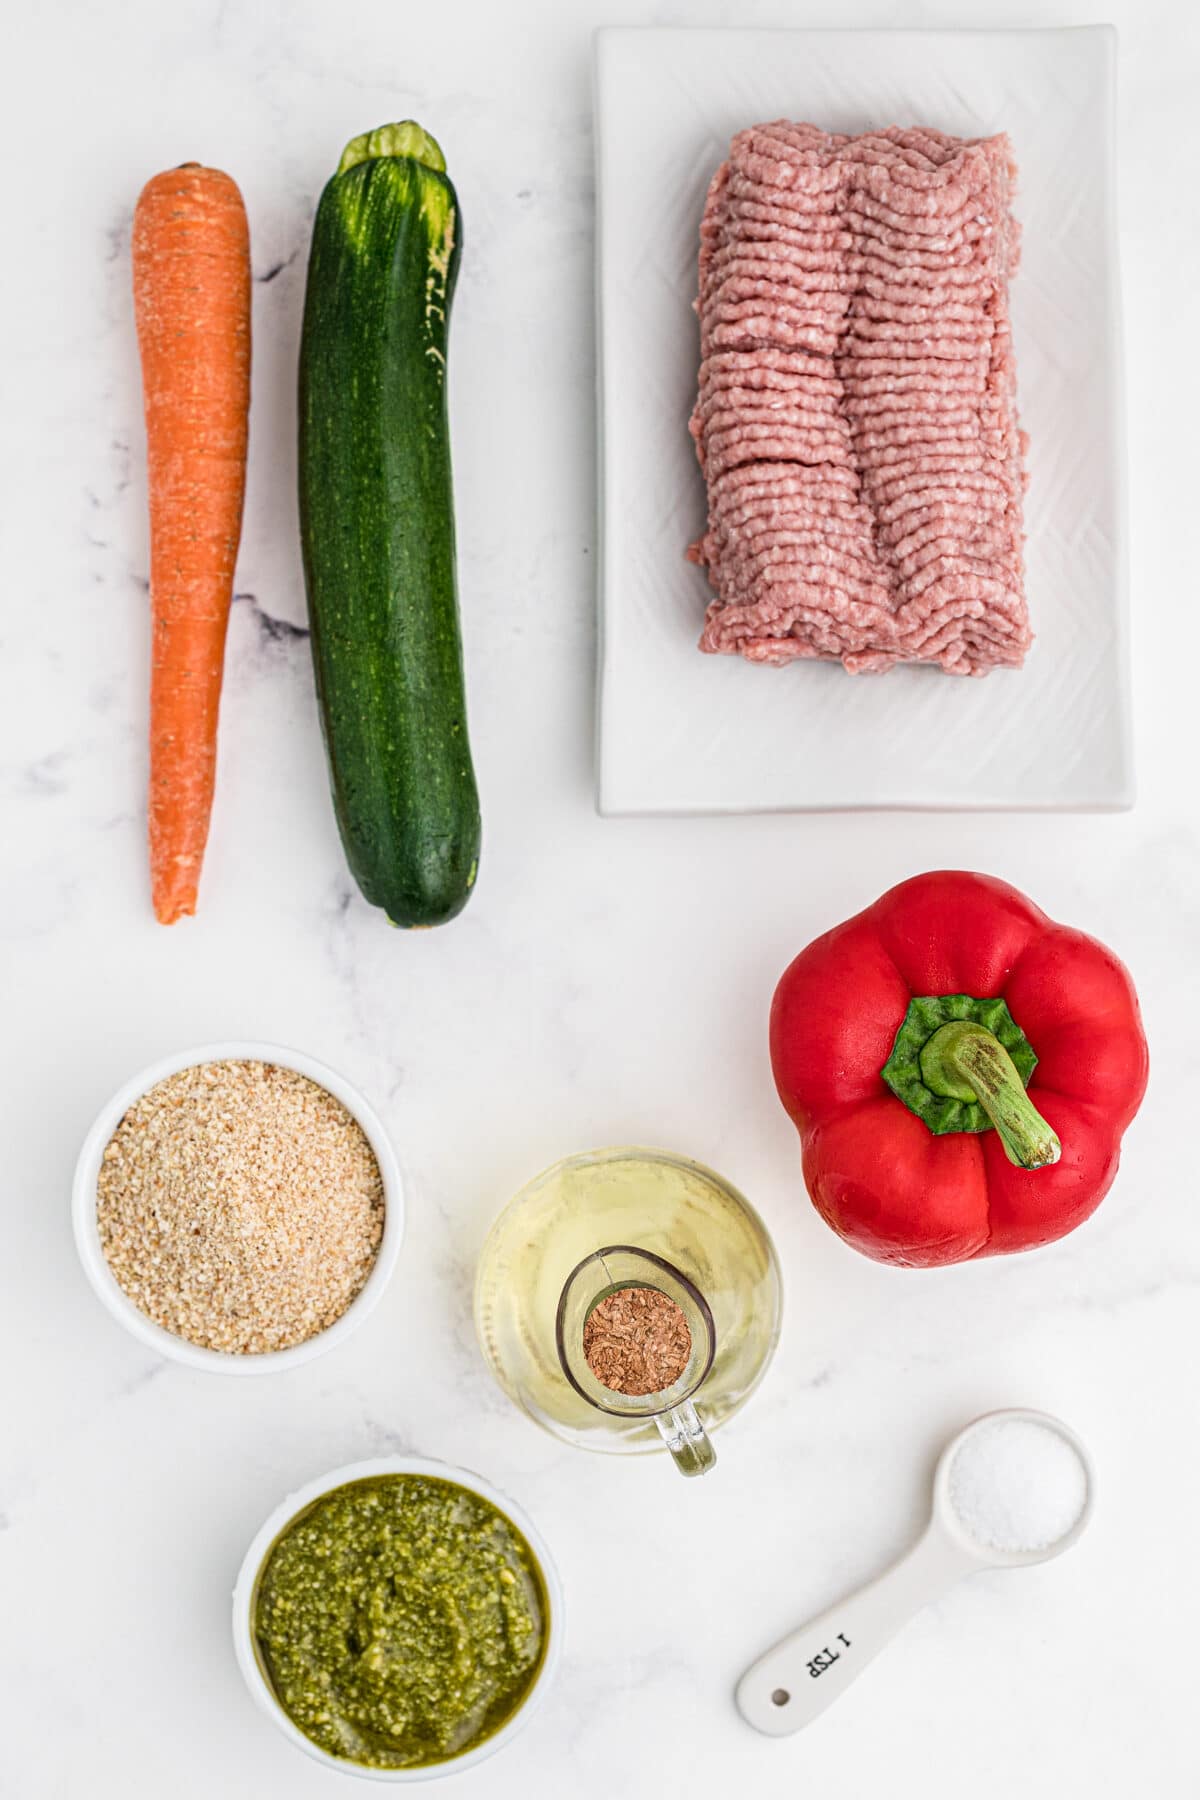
[338,121,446,176]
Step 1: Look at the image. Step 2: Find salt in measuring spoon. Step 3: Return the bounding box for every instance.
[736,1407,1094,1736]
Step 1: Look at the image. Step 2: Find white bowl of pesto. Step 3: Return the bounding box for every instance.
[232,1456,564,1781]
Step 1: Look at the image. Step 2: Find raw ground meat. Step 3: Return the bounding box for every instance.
[690,121,1030,676]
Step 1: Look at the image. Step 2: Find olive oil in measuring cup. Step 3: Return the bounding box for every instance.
[473,1148,783,1476]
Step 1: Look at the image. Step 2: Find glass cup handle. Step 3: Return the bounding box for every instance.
[655,1399,717,1477]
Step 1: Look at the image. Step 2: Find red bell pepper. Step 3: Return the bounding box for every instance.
[769,871,1148,1267]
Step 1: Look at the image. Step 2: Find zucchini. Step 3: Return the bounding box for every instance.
[299,121,480,927]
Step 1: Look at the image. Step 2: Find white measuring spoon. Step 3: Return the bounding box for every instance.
[736,1408,1094,1737]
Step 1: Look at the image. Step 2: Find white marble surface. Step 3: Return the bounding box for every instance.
[4,1,1196,1794]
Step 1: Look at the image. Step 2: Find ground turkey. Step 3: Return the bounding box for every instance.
[689,122,1030,677]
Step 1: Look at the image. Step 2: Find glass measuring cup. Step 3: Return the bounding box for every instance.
[556,1245,718,1476]
[474,1147,783,1477]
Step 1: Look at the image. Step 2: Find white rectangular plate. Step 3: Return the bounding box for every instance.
[594,26,1132,813]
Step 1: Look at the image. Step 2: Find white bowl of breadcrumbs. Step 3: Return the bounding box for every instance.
[72,1042,403,1373]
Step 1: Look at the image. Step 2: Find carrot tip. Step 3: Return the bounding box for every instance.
[153,895,197,925]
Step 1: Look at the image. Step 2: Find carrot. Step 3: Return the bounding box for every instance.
[132,162,251,924]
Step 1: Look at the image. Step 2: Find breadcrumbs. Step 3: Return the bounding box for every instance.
[96,1060,385,1354]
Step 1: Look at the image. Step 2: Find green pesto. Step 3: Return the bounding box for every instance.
[254,1475,548,1770]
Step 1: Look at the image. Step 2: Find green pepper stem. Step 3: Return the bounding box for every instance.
[918,1022,1061,1170]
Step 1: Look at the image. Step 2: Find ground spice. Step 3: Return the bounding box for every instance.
[582,1285,692,1396]
[96,1059,384,1354]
